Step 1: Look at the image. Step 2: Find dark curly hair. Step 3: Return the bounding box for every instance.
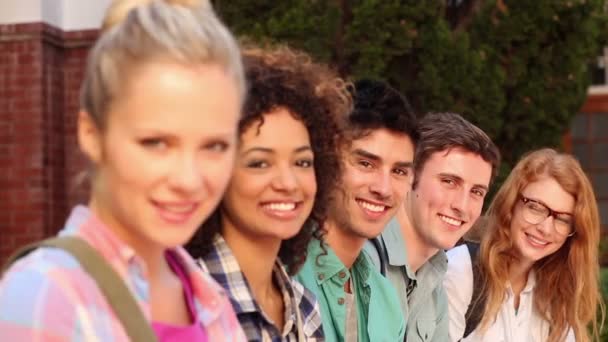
[186,44,351,274]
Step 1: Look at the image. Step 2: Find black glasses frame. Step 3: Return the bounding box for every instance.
[519,195,575,237]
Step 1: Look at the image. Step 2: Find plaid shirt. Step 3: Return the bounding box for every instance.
[0,205,246,342]
[199,234,324,341]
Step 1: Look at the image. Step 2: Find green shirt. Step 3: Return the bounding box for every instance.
[364,217,449,342]
[296,239,405,342]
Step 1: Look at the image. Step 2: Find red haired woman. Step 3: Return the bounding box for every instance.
[445,148,604,342]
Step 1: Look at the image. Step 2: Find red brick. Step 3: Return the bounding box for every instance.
[0,22,98,262]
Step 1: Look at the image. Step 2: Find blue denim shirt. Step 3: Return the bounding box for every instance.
[364,217,449,342]
[296,239,405,342]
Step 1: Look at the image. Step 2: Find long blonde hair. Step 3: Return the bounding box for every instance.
[80,0,245,129]
[478,148,604,342]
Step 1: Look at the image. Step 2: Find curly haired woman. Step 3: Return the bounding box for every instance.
[187,45,351,341]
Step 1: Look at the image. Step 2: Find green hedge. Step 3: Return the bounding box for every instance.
[600,268,608,340]
[212,0,608,195]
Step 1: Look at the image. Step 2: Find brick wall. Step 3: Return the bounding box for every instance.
[573,96,608,262]
[0,23,97,261]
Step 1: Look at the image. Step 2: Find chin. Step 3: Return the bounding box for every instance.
[279,226,304,240]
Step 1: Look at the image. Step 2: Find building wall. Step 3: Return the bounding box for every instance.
[0,0,104,261]
[0,0,111,30]
[571,95,608,238]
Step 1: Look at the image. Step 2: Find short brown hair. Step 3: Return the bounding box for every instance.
[413,112,500,186]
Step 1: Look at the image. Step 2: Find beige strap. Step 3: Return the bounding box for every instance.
[2,236,158,342]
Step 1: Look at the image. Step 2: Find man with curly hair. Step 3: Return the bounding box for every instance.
[296,79,418,342]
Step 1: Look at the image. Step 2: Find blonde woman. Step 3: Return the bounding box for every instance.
[0,0,246,340]
[445,148,604,342]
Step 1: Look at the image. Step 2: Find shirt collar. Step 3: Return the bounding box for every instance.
[381,217,448,280]
[173,247,230,325]
[201,233,299,322]
[201,233,258,314]
[62,205,140,269]
[62,205,229,325]
[523,270,537,293]
[506,270,537,294]
[426,249,448,274]
[307,239,371,286]
[381,217,408,267]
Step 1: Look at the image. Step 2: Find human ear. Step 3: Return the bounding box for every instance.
[77,110,103,164]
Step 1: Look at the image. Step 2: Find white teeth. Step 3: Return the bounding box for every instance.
[358,200,385,213]
[527,234,549,246]
[439,214,463,226]
[264,202,296,211]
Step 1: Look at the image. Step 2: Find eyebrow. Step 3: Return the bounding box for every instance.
[353,148,413,168]
[353,148,381,162]
[439,172,489,192]
[242,145,312,155]
[395,161,414,169]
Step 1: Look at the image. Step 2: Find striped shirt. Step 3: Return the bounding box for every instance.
[0,205,246,341]
[198,234,324,341]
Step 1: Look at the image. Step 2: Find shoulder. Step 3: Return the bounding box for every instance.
[173,247,233,308]
[291,279,324,338]
[294,244,322,290]
[362,239,382,270]
[367,267,402,311]
[446,244,473,274]
[365,269,406,339]
[0,247,113,339]
[172,248,247,340]
[444,245,475,304]
[291,279,316,313]
[444,244,473,297]
[2,246,96,295]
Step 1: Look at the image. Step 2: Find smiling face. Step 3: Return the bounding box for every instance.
[407,148,492,252]
[329,128,415,239]
[510,177,574,267]
[79,62,241,254]
[220,108,316,243]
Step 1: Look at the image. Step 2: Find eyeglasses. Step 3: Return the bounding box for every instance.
[519,195,575,236]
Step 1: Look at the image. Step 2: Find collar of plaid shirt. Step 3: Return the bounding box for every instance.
[62,206,244,338]
[198,233,324,340]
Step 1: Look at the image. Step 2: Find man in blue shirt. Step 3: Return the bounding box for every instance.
[365,112,501,341]
[296,79,419,342]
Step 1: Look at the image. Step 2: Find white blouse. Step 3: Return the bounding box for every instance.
[443,245,574,342]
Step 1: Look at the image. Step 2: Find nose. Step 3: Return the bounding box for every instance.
[271,165,298,193]
[536,215,555,235]
[369,171,391,200]
[449,189,469,219]
[168,152,204,194]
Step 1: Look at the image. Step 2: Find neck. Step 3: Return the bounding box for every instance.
[509,257,533,295]
[323,219,366,269]
[400,196,438,272]
[88,198,168,280]
[221,216,281,301]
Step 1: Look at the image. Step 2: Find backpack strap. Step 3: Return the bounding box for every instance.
[369,237,387,276]
[462,241,487,339]
[2,236,158,342]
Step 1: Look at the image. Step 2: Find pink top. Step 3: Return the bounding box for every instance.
[152,251,208,341]
[0,205,246,341]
